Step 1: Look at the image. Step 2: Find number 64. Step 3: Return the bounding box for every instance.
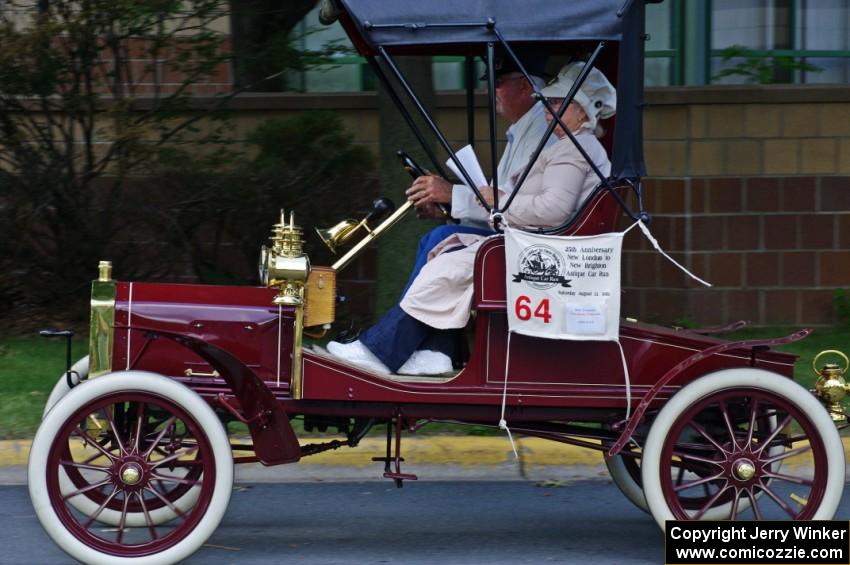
[514,295,552,323]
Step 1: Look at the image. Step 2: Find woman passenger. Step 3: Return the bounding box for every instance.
[328,62,616,375]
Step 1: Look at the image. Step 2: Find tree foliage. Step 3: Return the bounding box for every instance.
[712,45,821,84]
[0,0,374,332]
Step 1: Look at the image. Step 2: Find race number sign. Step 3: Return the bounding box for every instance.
[504,227,625,341]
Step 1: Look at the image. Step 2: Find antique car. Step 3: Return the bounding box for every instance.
[29,1,848,563]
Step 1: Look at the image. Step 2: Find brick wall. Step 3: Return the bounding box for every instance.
[625,86,850,326]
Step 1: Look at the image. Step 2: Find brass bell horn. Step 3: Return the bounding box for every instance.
[316,197,395,254]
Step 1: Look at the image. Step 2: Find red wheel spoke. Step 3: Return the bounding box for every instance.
[73,427,118,462]
[150,447,198,469]
[151,473,203,487]
[62,478,112,501]
[673,472,725,493]
[686,420,729,455]
[142,416,177,458]
[692,483,731,520]
[59,459,110,473]
[729,487,741,520]
[134,492,158,541]
[116,494,130,544]
[719,400,740,450]
[746,488,763,520]
[131,402,146,454]
[762,471,814,486]
[672,450,724,467]
[145,486,188,520]
[103,406,128,456]
[763,444,812,465]
[754,414,793,455]
[745,398,760,447]
[760,481,799,518]
[81,486,120,529]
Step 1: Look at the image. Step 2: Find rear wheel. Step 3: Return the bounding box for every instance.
[606,413,781,519]
[642,369,844,528]
[29,371,233,564]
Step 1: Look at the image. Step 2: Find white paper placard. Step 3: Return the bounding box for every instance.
[504,227,625,341]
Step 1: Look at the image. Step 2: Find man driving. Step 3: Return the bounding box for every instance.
[399,48,555,294]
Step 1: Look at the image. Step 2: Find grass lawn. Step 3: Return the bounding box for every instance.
[0,336,85,439]
[2,325,848,440]
[725,325,850,389]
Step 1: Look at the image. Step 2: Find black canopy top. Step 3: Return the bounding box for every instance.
[328,0,650,180]
[338,0,631,49]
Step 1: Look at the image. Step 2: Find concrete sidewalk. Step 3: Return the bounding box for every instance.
[3,435,847,484]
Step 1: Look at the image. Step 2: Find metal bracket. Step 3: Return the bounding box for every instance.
[216,394,272,428]
[373,414,417,487]
[39,329,79,389]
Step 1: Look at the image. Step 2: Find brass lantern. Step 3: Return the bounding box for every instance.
[261,209,311,306]
[812,350,850,422]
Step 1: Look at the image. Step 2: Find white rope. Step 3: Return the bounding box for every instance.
[616,340,632,420]
[635,220,712,287]
[499,331,519,458]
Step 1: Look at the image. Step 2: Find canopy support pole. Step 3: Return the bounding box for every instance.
[486,41,500,215]
[379,46,491,211]
[465,55,476,149]
[365,56,448,179]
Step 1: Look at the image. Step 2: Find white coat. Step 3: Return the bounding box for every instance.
[400,130,610,329]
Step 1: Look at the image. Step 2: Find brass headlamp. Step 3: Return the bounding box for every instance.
[812,349,850,423]
[261,209,311,306]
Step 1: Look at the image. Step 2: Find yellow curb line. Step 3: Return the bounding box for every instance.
[2,436,848,468]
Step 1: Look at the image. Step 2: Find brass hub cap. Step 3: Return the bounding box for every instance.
[732,459,756,481]
[120,463,143,486]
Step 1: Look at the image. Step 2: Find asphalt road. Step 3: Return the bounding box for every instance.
[5,480,850,565]
[7,480,659,564]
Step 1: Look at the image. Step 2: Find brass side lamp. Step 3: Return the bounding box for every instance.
[260,209,311,306]
[812,349,850,423]
[259,209,310,399]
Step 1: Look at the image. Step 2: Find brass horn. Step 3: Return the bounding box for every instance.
[316,197,395,254]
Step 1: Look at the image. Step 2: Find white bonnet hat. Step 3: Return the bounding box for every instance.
[539,62,616,131]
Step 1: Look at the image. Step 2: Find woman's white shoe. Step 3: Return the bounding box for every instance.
[397,350,453,376]
[326,340,391,374]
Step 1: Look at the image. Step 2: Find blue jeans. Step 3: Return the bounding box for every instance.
[360,305,461,373]
[400,224,494,297]
[361,224,489,372]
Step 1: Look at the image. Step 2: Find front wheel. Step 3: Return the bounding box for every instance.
[642,368,845,528]
[29,371,233,565]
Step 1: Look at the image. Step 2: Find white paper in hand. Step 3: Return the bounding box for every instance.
[446,145,489,223]
[446,145,488,190]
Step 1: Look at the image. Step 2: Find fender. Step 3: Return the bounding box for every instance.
[607,328,812,457]
[128,329,300,465]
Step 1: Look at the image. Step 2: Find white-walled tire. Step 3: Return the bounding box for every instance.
[44,359,201,527]
[29,371,233,565]
[642,368,845,529]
